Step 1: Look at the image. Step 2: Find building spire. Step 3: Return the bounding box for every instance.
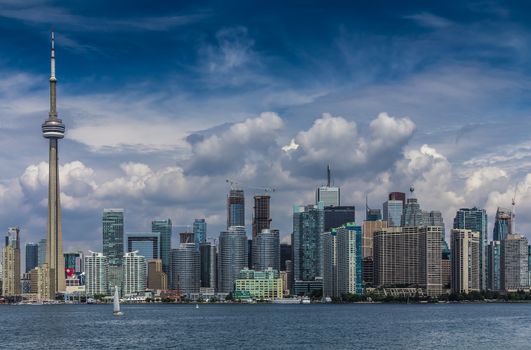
[327,164,331,187]
[49,31,57,119]
[50,31,56,81]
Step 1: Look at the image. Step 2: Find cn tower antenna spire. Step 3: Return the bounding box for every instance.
[327,164,331,187]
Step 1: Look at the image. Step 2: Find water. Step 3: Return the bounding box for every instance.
[1,303,531,349]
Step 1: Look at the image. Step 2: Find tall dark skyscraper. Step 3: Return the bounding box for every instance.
[388,192,406,205]
[193,219,207,251]
[227,189,245,228]
[42,32,66,294]
[152,219,172,276]
[102,209,124,266]
[324,206,355,232]
[493,207,512,241]
[25,243,39,273]
[200,242,217,290]
[280,243,292,271]
[316,165,340,207]
[252,195,271,238]
[218,226,247,293]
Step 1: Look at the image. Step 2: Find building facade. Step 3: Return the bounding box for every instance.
[193,219,207,250]
[324,206,355,232]
[487,240,501,291]
[147,259,167,291]
[252,196,271,238]
[450,229,480,294]
[126,232,160,261]
[227,189,245,228]
[200,242,217,290]
[383,200,403,227]
[218,226,248,293]
[252,229,280,271]
[122,251,147,296]
[3,228,21,296]
[493,207,512,241]
[151,219,172,277]
[501,234,529,291]
[234,267,283,300]
[85,251,108,296]
[170,243,200,294]
[102,209,124,267]
[293,203,325,284]
[25,243,39,273]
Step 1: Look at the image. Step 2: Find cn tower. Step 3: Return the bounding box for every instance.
[42,32,65,294]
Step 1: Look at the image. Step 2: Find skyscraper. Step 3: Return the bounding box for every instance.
[42,32,66,295]
[147,259,168,291]
[25,243,39,273]
[122,251,147,296]
[453,207,488,290]
[366,209,382,221]
[280,243,292,271]
[126,232,160,261]
[151,219,172,276]
[292,202,325,294]
[38,238,47,266]
[200,242,217,290]
[322,223,363,298]
[193,219,207,250]
[85,251,108,296]
[362,219,387,259]
[493,207,512,241]
[218,226,248,293]
[450,229,480,294]
[501,234,528,291]
[227,189,245,228]
[252,196,271,238]
[388,192,406,204]
[170,243,200,294]
[102,209,124,266]
[2,228,21,296]
[487,240,501,291]
[316,165,340,207]
[401,198,423,227]
[383,200,403,227]
[252,229,280,272]
[64,251,84,285]
[324,206,355,232]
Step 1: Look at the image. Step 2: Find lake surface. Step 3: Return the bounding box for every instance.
[1,303,531,349]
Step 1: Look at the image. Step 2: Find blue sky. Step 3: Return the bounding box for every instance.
[1,0,531,254]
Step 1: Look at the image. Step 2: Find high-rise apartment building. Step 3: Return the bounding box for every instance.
[324,206,355,232]
[252,196,271,238]
[293,203,325,284]
[200,242,217,290]
[126,232,160,261]
[122,251,147,296]
[453,207,488,290]
[487,240,501,291]
[383,200,403,227]
[147,259,167,291]
[102,209,124,266]
[38,238,47,266]
[373,226,442,296]
[450,229,480,293]
[193,219,207,250]
[151,219,172,277]
[234,268,283,300]
[25,243,39,273]
[170,243,200,294]
[218,226,247,293]
[493,207,512,241]
[280,243,292,271]
[227,189,245,228]
[501,234,528,291]
[85,251,108,296]
[362,219,387,259]
[252,229,280,271]
[2,228,21,296]
[322,223,362,298]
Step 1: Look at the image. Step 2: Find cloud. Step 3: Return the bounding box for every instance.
[404,12,453,28]
[204,26,255,73]
[466,167,508,193]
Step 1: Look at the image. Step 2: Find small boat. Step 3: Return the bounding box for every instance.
[113,285,124,316]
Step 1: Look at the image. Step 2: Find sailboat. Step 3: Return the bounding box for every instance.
[113,285,124,316]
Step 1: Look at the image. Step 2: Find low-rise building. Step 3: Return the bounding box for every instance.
[234,267,283,300]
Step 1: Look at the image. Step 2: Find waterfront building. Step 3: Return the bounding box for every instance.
[42,32,66,295]
[3,228,21,296]
[453,207,488,290]
[252,196,271,238]
[151,219,172,276]
[85,251,108,296]
[248,238,253,268]
[170,243,200,294]
[280,243,292,271]
[322,223,363,298]
[102,209,124,267]
[218,226,247,293]
[362,257,374,286]
[487,240,501,291]
[227,189,245,228]
[36,264,51,300]
[383,200,403,227]
[64,251,84,285]
[122,251,147,296]
[373,226,442,297]
[252,229,280,271]
[501,234,529,291]
[450,229,480,293]
[234,267,283,300]
[38,238,47,266]
[316,165,340,207]
[292,202,325,295]
[147,259,167,291]
[324,206,355,232]
[25,243,39,273]
[493,208,512,241]
[126,232,160,261]
[362,219,387,259]
[285,260,293,294]
[200,242,216,290]
[193,219,207,250]
[441,258,451,290]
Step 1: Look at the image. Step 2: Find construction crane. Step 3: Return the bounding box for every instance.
[512,186,517,235]
[226,179,240,190]
[226,179,276,193]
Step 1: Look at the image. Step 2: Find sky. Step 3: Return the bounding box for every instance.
[1,0,531,255]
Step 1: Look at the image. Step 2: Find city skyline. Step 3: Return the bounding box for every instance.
[1,1,531,253]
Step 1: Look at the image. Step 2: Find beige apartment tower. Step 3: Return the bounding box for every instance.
[2,228,21,296]
[450,229,480,294]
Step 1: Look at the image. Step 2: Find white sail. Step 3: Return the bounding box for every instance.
[113,286,121,314]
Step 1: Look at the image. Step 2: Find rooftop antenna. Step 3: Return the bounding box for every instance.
[512,187,517,235]
[409,185,415,196]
